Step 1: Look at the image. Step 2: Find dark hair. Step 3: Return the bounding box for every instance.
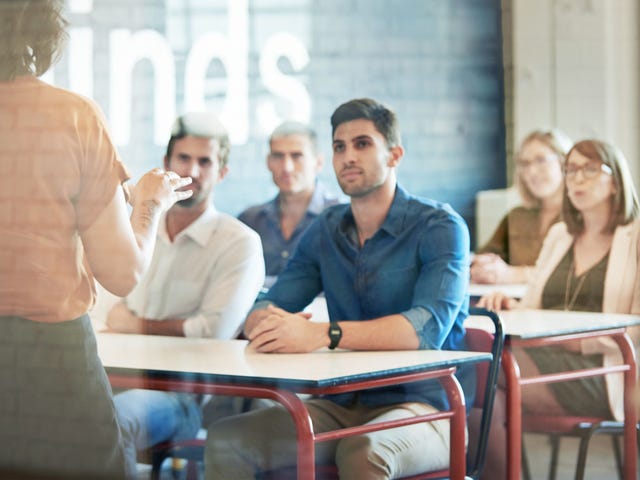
[165,112,231,168]
[330,98,401,148]
[0,0,68,81]
[563,139,640,234]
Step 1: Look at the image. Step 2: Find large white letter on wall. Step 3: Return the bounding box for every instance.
[257,32,311,134]
[184,0,248,144]
[68,27,93,98]
[109,29,176,146]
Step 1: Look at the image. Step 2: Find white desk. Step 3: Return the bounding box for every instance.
[466,309,639,480]
[97,334,490,480]
[468,282,528,300]
[466,309,640,338]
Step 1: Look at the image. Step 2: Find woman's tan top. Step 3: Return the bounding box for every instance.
[0,76,128,322]
[478,206,560,266]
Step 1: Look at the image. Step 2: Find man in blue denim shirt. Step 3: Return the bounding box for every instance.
[238,121,340,283]
[205,98,472,479]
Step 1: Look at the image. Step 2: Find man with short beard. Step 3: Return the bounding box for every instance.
[106,112,264,472]
[205,98,473,479]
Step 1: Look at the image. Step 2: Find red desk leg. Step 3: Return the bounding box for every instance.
[105,376,318,480]
[267,389,316,480]
[502,330,638,480]
[440,374,467,480]
[209,386,318,480]
[502,349,522,480]
[612,332,638,480]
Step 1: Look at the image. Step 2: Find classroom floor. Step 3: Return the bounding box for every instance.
[523,432,625,480]
[137,431,628,479]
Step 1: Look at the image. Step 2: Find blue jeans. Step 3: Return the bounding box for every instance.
[114,389,202,467]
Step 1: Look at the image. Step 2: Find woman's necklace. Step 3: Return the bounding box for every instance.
[564,256,588,311]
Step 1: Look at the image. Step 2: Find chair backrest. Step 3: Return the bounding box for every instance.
[465,307,504,480]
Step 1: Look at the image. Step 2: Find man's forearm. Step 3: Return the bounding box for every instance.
[106,300,186,336]
[337,314,420,351]
[142,318,186,337]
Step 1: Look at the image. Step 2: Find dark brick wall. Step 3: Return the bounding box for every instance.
[56,0,506,248]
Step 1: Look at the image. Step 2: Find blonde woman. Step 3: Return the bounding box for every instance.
[471,129,572,284]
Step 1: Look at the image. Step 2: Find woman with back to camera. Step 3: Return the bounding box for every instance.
[0,1,192,478]
[476,139,640,479]
[471,129,572,284]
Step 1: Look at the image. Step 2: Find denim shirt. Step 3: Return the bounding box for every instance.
[256,185,474,411]
[238,182,340,277]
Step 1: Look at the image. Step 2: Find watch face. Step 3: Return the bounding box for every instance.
[328,322,342,349]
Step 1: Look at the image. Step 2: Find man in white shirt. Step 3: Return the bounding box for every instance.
[105,112,264,471]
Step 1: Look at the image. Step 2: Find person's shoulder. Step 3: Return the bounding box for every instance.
[507,205,539,218]
[397,191,468,241]
[37,79,102,113]
[28,79,109,130]
[238,199,274,223]
[404,191,463,223]
[546,221,569,239]
[214,211,262,242]
[239,200,271,217]
[615,218,640,237]
[320,202,350,220]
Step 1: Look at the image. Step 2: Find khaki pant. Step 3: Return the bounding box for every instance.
[205,398,451,480]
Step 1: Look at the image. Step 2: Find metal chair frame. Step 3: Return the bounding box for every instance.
[522,418,640,480]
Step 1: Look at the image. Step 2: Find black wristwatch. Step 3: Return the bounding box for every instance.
[328,322,342,350]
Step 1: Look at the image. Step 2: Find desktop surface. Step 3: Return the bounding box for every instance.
[466,309,640,339]
[97,333,489,390]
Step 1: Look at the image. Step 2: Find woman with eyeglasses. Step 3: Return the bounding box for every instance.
[471,129,573,284]
[476,139,640,479]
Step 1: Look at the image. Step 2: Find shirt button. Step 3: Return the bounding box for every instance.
[281,250,289,259]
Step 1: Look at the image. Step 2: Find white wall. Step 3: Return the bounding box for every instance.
[510,0,639,178]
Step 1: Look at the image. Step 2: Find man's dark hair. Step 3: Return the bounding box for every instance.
[330,98,401,148]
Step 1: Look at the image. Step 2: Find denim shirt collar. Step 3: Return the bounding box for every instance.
[339,184,410,241]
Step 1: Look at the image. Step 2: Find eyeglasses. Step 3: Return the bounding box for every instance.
[564,162,613,180]
[515,155,558,170]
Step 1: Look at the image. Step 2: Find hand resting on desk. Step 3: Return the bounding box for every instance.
[471,253,532,284]
[475,291,519,312]
[247,304,323,353]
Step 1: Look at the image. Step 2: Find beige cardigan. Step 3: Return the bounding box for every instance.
[520,220,640,420]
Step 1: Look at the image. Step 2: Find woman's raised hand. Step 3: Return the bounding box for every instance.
[129,168,193,211]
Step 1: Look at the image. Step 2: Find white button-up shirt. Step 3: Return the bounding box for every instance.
[125,206,264,338]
